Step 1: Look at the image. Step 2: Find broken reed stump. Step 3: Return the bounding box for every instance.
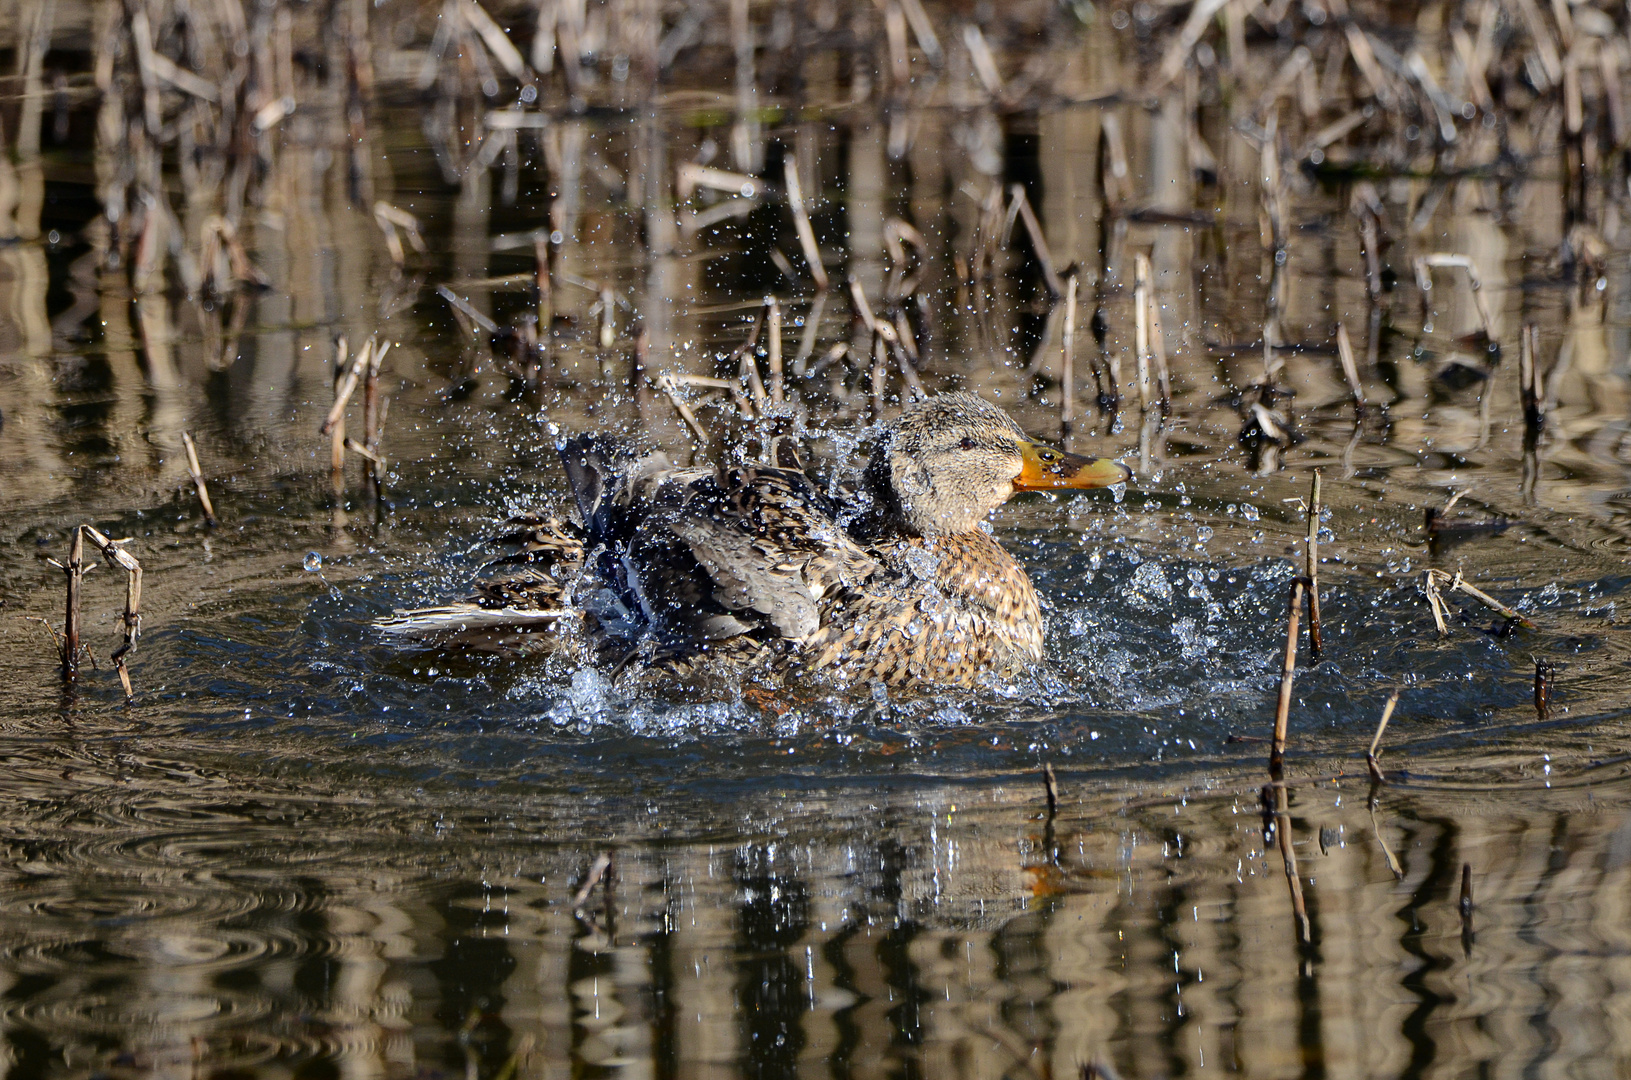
[766,295,783,404]
[1274,780,1312,948]
[1008,184,1064,298]
[783,156,828,292]
[1519,322,1543,437]
[1535,660,1555,720]
[1269,577,1308,778]
[598,283,616,349]
[322,336,355,479]
[59,526,84,679]
[654,372,711,445]
[1133,253,1152,413]
[361,340,387,498]
[80,526,142,700]
[1305,469,1322,661]
[1415,253,1499,358]
[1060,271,1079,435]
[1334,321,1366,416]
[1042,762,1059,818]
[1421,568,1534,634]
[180,431,218,526]
[534,233,553,382]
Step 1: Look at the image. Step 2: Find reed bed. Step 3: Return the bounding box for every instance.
[1,0,1622,953]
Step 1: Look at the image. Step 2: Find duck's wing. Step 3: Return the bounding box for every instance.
[667,464,878,640]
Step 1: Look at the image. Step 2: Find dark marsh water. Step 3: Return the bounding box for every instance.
[3,0,1631,1076]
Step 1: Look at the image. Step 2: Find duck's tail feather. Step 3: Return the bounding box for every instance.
[375,603,575,649]
[559,435,626,536]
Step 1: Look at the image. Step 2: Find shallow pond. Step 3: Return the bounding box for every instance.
[3,0,1631,1076]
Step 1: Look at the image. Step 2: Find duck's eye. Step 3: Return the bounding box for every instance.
[1039,450,1056,461]
[959,437,977,450]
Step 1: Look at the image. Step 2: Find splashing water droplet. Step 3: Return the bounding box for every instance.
[302,552,323,572]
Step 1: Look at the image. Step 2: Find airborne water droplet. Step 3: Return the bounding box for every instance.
[303,552,323,572]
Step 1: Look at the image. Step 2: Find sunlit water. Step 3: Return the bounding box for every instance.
[5,9,1631,1076]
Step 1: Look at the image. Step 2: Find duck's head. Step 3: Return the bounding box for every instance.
[864,391,1131,536]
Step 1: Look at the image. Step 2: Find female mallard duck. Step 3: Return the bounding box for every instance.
[382,392,1129,689]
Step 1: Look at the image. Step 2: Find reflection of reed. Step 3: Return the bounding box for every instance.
[4,783,1630,1077]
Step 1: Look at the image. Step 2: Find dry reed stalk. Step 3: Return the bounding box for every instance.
[572,851,612,911]
[1354,202,1383,304]
[1422,569,1450,634]
[782,156,828,292]
[59,526,84,679]
[374,202,426,265]
[1519,322,1543,434]
[323,337,353,475]
[1008,185,1064,297]
[1426,568,1535,628]
[962,23,1003,97]
[890,331,926,398]
[1306,109,1369,153]
[870,334,888,417]
[681,196,760,238]
[1148,284,1171,413]
[793,292,827,374]
[884,216,926,266]
[807,342,850,377]
[438,286,500,335]
[1061,272,1078,433]
[82,525,141,700]
[362,342,385,495]
[654,373,711,444]
[1366,689,1398,783]
[1600,44,1627,148]
[1154,0,1231,88]
[343,438,385,467]
[1133,253,1152,412]
[1415,254,1497,351]
[1269,578,1306,777]
[740,351,766,417]
[1257,44,1313,119]
[1368,802,1405,877]
[1305,469,1322,659]
[1343,22,1395,108]
[598,284,616,348]
[724,306,767,406]
[892,312,919,365]
[766,296,783,404]
[676,163,761,201]
[1273,781,1311,946]
[490,1035,537,1080]
[1098,113,1131,207]
[848,277,878,335]
[885,1,909,88]
[1335,322,1366,413]
[180,432,218,526]
[534,235,553,380]
[897,0,942,64]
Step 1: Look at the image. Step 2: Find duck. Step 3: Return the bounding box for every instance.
[380,392,1130,689]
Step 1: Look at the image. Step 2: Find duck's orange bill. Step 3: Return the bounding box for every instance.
[1013,441,1133,490]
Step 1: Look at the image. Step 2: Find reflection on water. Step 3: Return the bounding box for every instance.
[2,0,1631,1074]
[2,771,1631,1079]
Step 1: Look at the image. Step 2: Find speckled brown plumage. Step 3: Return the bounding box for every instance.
[799,531,1043,688]
[380,393,1129,690]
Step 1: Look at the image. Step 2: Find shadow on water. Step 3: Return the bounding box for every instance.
[2,0,1631,1076]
